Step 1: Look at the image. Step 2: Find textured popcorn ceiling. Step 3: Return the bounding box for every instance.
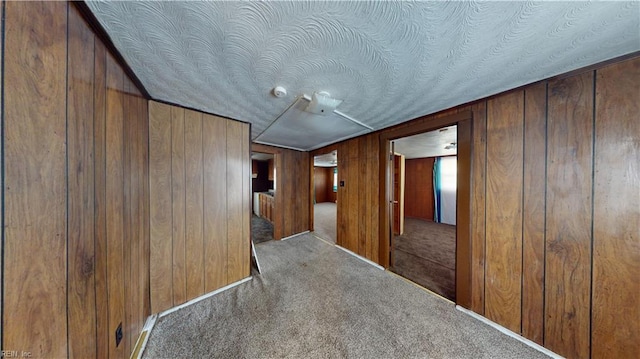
[87,1,639,147]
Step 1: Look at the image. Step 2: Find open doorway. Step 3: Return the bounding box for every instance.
[251,152,275,244]
[312,151,338,243]
[380,111,472,307]
[390,125,458,301]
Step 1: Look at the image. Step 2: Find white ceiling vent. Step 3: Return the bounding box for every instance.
[255,95,372,151]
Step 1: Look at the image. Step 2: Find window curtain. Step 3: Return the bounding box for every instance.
[433,158,442,222]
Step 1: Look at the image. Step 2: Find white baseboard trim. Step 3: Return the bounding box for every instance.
[159,276,252,318]
[280,230,310,241]
[455,306,563,359]
[336,245,385,270]
[130,314,158,359]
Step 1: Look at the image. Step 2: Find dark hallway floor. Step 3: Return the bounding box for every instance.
[251,215,274,244]
[391,218,456,301]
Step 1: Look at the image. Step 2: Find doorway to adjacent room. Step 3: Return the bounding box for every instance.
[311,150,338,243]
[251,152,275,244]
[380,111,472,306]
[390,126,458,301]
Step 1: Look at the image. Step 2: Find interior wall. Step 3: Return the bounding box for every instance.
[404,158,435,221]
[335,135,380,261]
[314,167,333,203]
[2,2,150,358]
[472,57,639,358]
[148,101,250,314]
[313,55,639,358]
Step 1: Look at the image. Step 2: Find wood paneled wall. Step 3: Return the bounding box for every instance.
[469,57,639,358]
[335,135,380,261]
[149,101,251,314]
[252,143,310,240]
[312,56,639,358]
[2,2,150,358]
[314,167,334,203]
[404,158,435,221]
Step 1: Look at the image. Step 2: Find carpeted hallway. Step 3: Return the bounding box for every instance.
[391,218,456,301]
[143,234,548,358]
[313,202,337,243]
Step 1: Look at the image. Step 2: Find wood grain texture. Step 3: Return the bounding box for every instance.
[93,37,109,359]
[242,124,251,277]
[122,77,133,357]
[470,101,486,315]
[67,7,97,357]
[226,120,245,284]
[3,2,68,356]
[545,72,593,359]
[522,83,547,344]
[184,110,205,301]
[203,114,228,291]
[358,137,368,255]
[485,90,524,333]
[456,119,472,309]
[591,57,640,359]
[106,51,126,359]
[404,158,435,221]
[347,143,360,252]
[0,1,3,346]
[171,106,187,305]
[337,142,348,247]
[149,101,174,313]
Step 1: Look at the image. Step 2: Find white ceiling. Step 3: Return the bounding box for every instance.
[87,1,639,149]
[393,125,457,159]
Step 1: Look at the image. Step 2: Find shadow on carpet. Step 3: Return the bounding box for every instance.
[252,215,273,244]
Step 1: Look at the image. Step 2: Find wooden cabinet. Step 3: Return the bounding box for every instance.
[268,159,274,181]
[258,193,274,223]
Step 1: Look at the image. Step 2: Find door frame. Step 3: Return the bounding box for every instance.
[379,110,473,307]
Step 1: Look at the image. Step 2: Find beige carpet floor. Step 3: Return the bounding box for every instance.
[143,234,549,359]
[391,218,456,301]
[313,202,336,244]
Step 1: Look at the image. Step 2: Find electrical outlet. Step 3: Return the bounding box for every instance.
[115,323,123,347]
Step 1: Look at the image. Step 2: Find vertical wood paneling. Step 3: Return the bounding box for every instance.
[592,58,640,359]
[122,78,133,357]
[0,2,3,346]
[3,2,68,357]
[545,72,593,359]
[404,158,435,221]
[485,90,524,333]
[347,143,359,252]
[67,7,97,357]
[470,102,487,314]
[227,120,245,283]
[184,110,204,300]
[337,142,348,247]
[457,119,472,307]
[370,137,380,263]
[358,138,368,255]
[149,101,173,313]
[171,107,187,305]
[93,38,109,359]
[522,83,547,344]
[105,52,126,359]
[203,114,228,291]
[139,96,152,321]
[241,125,251,276]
